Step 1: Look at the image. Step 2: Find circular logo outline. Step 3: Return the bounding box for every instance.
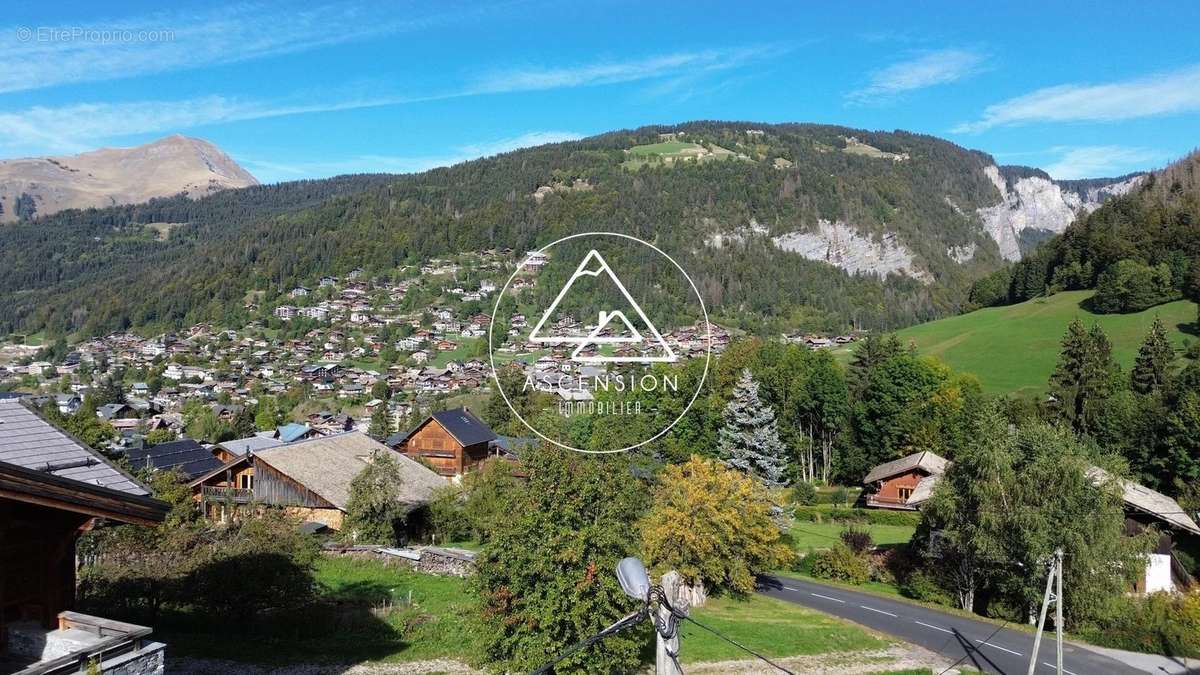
[488,232,712,454]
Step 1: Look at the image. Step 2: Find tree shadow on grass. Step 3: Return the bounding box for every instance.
[82,552,416,671]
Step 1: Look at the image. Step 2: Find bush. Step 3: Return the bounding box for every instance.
[793,506,922,527]
[831,486,852,507]
[899,569,952,605]
[1085,592,1200,658]
[427,485,471,543]
[839,525,873,554]
[809,544,869,585]
[792,481,818,505]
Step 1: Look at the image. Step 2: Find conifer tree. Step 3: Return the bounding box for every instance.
[1131,318,1174,395]
[1048,320,1120,435]
[718,368,788,486]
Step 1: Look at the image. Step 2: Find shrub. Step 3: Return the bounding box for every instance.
[427,485,471,543]
[343,451,409,545]
[831,486,852,507]
[793,506,922,527]
[792,481,818,505]
[899,569,952,605]
[1086,592,1200,658]
[840,525,873,554]
[809,544,869,585]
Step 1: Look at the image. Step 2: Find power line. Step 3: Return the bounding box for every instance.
[529,608,647,675]
[679,614,797,675]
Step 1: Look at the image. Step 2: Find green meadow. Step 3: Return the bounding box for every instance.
[889,290,1197,397]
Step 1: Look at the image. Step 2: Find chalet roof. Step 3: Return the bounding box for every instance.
[1088,466,1200,535]
[255,432,446,510]
[277,423,312,443]
[0,399,147,495]
[431,408,496,446]
[127,439,223,480]
[216,435,283,457]
[863,451,948,485]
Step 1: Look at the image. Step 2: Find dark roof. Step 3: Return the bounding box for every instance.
[127,439,222,480]
[0,399,148,495]
[431,408,496,446]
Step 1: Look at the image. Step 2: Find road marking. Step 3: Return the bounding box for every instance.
[914,620,954,634]
[975,639,1021,656]
[781,585,801,591]
[860,605,898,617]
[809,592,845,603]
[1041,662,1077,675]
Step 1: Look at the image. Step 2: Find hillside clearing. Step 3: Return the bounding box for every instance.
[889,290,1197,396]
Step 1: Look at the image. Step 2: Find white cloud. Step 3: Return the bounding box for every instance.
[848,49,985,103]
[469,45,784,95]
[954,64,1200,133]
[240,130,584,182]
[0,2,498,94]
[0,95,424,154]
[1040,145,1162,180]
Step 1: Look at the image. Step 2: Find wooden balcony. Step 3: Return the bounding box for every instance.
[200,486,255,503]
[864,494,917,510]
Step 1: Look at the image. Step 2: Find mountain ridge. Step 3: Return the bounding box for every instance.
[0,121,1163,338]
[0,135,258,223]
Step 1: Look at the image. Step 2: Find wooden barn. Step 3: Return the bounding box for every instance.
[0,398,168,672]
[190,432,446,531]
[388,407,498,477]
[862,450,948,510]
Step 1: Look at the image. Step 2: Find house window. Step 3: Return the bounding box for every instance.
[239,474,254,490]
[898,487,913,501]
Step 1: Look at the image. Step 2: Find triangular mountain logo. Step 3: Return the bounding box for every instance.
[527,249,677,363]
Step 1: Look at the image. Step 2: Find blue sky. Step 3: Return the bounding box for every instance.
[2,1,1198,183]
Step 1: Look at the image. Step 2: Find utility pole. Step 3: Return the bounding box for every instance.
[656,571,688,675]
[1026,548,1064,675]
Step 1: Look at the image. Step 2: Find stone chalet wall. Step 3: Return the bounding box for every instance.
[101,641,166,675]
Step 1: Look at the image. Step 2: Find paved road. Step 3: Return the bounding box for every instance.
[758,575,1140,675]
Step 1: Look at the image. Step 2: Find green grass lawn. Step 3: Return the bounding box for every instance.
[680,593,889,663]
[789,520,917,552]
[892,291,1197,396]
[160,556,482,665]
[627,140,702,156]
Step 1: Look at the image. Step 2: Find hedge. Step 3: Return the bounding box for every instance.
[793,505,921,527]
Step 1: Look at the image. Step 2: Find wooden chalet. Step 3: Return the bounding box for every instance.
[388,407,498,477]
[861,450,948,510]
[190,432,447,531]
[0,399,169,673]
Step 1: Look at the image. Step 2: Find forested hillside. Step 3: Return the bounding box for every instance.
[970,151,1200,313]
[0,122,1128,338]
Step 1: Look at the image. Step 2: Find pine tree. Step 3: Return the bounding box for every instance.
[1131,318,1174,395]
[1048,320,1120,435]
[718,369,788,486]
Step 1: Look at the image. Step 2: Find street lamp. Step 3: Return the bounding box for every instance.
[617,556,651,601]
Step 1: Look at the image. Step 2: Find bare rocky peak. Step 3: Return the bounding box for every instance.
[0,134,258,222]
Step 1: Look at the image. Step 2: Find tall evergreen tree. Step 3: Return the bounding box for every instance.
[1048,320,1120,435]
[1131,318,1174,394]
[718,369,788,486]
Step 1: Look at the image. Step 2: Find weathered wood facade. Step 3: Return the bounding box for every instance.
[393,409,496,477]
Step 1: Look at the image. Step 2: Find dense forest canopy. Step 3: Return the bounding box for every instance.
[0,121,1134,339]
